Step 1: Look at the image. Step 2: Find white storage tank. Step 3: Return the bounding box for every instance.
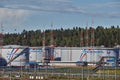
[1,45,28,67]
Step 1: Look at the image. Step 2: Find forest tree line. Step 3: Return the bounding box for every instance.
[3,25,120,47]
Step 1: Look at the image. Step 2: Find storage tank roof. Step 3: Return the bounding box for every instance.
[54,47,115,50]
[2,45,27,48]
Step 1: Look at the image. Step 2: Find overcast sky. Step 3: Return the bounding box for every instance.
[0,0,119,33]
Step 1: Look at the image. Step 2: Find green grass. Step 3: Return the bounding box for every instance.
[96,69,120,75]
[1,66,120,80]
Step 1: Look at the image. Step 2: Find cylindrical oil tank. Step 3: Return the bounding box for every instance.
[1,45,29,67]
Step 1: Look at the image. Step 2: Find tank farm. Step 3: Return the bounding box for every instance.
[0,45,120,80]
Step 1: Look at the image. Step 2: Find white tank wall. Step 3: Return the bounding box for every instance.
[54,48,61,58]
[1,45,27,66]
[56,47,83,62]
[61,48,70,62]
[71,48,82,62]
[82,49,103,62]
[29,47,43,62]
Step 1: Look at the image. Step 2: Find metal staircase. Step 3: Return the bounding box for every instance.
[92,56,116,72]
